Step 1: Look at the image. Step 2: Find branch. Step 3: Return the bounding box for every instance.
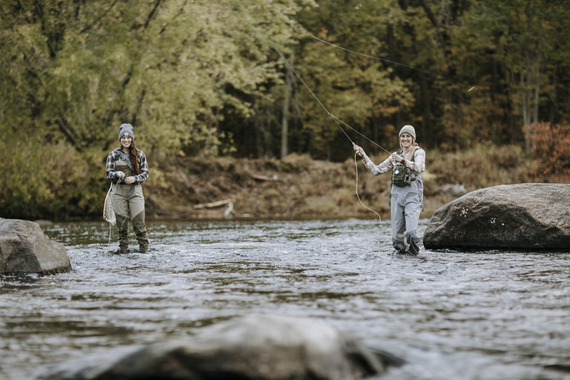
[80,0,119,34]
[417,0,439,30]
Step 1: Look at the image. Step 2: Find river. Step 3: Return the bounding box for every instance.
[1,219,569,379]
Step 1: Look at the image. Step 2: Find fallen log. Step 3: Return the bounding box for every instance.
[193,199,232,209]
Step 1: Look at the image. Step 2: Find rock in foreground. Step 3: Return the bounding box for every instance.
[42,314,390,380]
[424,183,570,251]
[0,218,71,274]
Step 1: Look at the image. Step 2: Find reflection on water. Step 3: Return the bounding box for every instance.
[1,219,569,380]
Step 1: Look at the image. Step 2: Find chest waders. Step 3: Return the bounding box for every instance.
[111,152,149,253]
[390,151,423,255]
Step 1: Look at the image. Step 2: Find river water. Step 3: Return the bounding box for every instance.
[1,219,569,380]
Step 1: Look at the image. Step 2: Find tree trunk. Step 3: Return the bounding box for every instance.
[533,43,540,125]
[281,46,294,159]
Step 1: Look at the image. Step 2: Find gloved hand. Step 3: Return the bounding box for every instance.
[353,143,365,157]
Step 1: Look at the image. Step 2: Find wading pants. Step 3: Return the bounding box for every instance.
[112,184,149,253]
[390,179,423,254]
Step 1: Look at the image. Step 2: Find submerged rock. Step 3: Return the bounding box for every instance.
[424,183,570,251]
[0,218,71,274]
[41,314,393,380]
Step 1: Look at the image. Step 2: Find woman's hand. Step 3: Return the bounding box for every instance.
[116,171,126,178]
[125,176,135,185]
[391,153,404,163]
[353,143,365,157]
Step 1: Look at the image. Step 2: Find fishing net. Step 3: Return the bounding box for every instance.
[103,185,116,225]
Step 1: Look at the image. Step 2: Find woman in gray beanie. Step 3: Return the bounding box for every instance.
[353,125,426,255]
[105,123,150,254]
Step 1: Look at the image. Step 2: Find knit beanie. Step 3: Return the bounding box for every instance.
[399,124,416,140]
[118,123,135,140]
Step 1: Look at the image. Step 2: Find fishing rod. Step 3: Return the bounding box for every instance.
[274,47,384,220]
[273,47,393,155]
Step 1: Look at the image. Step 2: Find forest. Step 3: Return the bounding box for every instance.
[1,0,569,220]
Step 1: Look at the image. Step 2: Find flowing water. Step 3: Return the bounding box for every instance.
[1,219,569,380]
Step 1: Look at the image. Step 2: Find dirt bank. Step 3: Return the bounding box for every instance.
[144,153,492,221]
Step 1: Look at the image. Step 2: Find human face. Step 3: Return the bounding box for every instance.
[120,136,132,150]
[400,133,414,149]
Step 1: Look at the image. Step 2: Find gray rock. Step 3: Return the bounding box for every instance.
[0,218,71,274]
[41,314,389,380]
[424,183,570,251]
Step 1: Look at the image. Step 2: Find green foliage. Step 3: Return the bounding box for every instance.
[0,128,97,219]
[294,0,414,159]
[1,0,569,219]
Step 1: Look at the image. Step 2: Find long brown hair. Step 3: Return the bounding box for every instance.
[128,140,140,174]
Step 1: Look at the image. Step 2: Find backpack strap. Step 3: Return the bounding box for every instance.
[398,148,416,162]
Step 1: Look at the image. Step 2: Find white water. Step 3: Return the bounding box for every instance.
[1,219,569,379]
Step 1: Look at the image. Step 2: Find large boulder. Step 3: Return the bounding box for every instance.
[0,218,71,274]
[424,183,570,251]
[41,314,396,380]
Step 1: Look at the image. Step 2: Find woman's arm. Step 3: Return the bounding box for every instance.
[105,151,121,182]
[354,144,392,176]
[132,151,149,183]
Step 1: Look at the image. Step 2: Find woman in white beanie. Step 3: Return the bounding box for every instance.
[353,125,426,255]
[105,123,150,254]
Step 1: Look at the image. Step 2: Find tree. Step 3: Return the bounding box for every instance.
[293,0,415,160]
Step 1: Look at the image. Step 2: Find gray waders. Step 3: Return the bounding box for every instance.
[111,156,149,253]
[390,178,423,255]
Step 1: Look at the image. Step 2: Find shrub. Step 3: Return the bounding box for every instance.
[523,122,570,182]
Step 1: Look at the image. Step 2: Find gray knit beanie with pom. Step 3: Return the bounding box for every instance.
[118,123,135,140]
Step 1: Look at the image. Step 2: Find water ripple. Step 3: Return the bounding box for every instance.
[1,219,569,380]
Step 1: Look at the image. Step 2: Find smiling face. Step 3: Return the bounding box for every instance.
[120,136,133,150]
[400,132,414,149]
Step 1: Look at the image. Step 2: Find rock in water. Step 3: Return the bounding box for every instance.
[41,314,387,380]
[0,218,71,274]
[424,183,570,251]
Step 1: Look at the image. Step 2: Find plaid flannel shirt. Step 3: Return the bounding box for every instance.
[361,148,425,176]
[106,148,149,184]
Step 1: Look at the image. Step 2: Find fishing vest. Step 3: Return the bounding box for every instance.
[391,150,416,187]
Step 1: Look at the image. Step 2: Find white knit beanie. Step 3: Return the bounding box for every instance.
[399,124,416,140]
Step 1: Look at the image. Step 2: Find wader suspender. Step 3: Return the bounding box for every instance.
[400,147,416,165]
[116,151,137,196]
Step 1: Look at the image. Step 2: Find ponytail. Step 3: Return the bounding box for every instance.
[129,141,140,174]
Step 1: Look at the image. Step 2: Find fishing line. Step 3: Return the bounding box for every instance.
[354,152,382,220]
[306,32,436,77]
[331,115,391,154]
[274,47,384,220]
[297,23,478,93]
[274,47,354,145]
[107,216,129,251]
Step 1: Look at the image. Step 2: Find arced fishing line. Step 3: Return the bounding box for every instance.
[306,32,436,77]
[354,152,382,220]
[274,48,384,220]
[295,21,478,93]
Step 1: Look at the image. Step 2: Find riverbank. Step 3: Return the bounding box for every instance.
[144,145,554,221]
